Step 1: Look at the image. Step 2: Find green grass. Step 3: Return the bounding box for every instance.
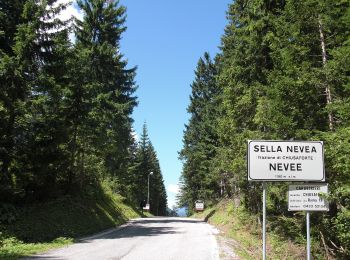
[0,237,73,260]
[192,200,307,260]
[0,185,143,259]
[142,211,154,218]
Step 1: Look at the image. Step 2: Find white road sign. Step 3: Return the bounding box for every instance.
[143,204,150,210]
[288,184,329,211]
[195,200,204,211]
[248,140,324,181]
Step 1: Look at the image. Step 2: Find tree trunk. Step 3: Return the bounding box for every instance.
[67,123,78,193]
[318,17,334,131]
[1,109,16,189]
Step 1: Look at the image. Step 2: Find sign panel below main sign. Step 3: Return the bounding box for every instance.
[288,184,329,211]
[248,140,325,181]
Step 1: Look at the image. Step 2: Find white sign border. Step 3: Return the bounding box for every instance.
[247,140,325,182]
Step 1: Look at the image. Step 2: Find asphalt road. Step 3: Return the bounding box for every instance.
[26,217,220,260]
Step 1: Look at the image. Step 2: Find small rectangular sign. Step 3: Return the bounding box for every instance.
[288,184,329,211]
[248,140,325,181]
[143,204,150,210]
[195,201,204,211]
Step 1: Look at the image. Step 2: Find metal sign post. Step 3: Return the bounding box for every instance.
[306,211,311,260]
[262,182,267,260]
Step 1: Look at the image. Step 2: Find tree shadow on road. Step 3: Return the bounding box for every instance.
[23,218,207,259]
[98,224,179,239]
[204,210,216,222]
[79,218,203,241]
[133,218,202,224]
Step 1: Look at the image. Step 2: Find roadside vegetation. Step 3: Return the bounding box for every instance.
[0,181,149,259]
[0,181,143,259]
[192,200,331,260]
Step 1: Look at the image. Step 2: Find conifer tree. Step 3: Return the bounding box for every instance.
[67,0,137,190]
[0,0,26,200]
[130,123,167,215]
[24,1,72,199]
[179,53,220,211]
[0,0,71,201]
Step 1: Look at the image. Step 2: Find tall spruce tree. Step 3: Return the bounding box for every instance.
[67,0,137,191]
[130,123,167,215]
[24,1,72,199]
[179,53,220,212]
[0,0,71,201]
[0,0,26,201]
[215,0,288,213]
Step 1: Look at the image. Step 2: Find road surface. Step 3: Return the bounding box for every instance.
[26,217,220,260]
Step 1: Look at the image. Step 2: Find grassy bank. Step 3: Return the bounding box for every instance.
[0,185,142,259]
[192,200,312,260]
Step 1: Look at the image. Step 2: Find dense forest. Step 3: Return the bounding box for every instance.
[0,0,167,217]
[179,0,350,258]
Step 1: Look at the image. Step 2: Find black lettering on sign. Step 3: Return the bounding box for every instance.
[269,163,302,171]
[286,145,317,153]
[253,145,282,152]
[254,145,259,152]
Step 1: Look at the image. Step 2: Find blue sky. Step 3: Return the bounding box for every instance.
[65,0,231,208]
[118,0,231,209]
